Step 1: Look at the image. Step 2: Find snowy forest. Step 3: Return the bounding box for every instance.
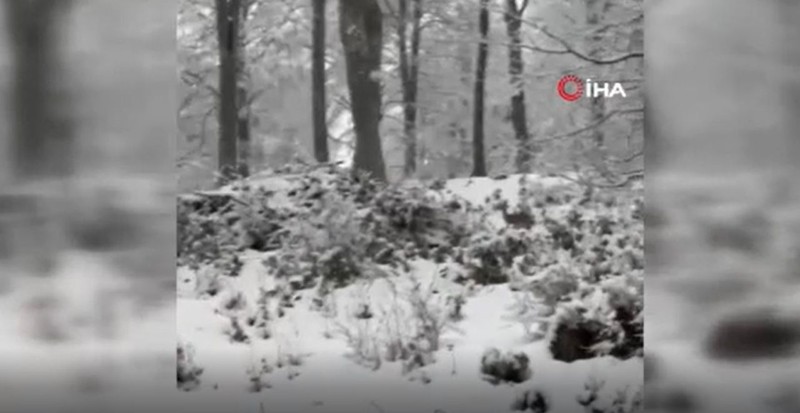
[0,0,798,412]
[177,1,645,412]
[177,0,643,187]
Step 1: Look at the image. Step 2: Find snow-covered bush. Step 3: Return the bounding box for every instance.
[246,358,272,392]
[248,287,273,339]
[461,227,537,285]
[177,341,203,391]
[448,177,644,359]
[480,348,532,385]
[224,316,249,343]
[501,182,643,359]
[335,277,451,375]
[177,166,644,394]
[214,287,275,343]
[369,182,470,260]
[176,192,247,275]
[406,280,448,353]
[178,163,472,291]
[575,377,644,413]
[512,388,550,412]
[545,270,643,362]
[336,317,382,370]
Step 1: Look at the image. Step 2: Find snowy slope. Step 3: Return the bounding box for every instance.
[176,174,644,413]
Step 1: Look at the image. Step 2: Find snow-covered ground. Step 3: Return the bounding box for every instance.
[0,250,176,412]
[645,171,800,413]
[0,176,177,411]
[0,172,647,412]
[176,174,644,413]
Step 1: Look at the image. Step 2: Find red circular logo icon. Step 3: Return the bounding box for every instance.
[557,75,583,102]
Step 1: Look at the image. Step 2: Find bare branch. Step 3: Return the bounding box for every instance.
[523,24,643,65]
[609,149,643,164]
[535,108,643,143]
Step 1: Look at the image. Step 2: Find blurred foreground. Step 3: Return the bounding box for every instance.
[0,1,177,410]
[646,0,800,412]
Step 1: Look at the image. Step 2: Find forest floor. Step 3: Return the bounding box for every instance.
[176,172,644,413]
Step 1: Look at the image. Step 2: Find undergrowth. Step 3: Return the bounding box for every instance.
[178,165,643,365]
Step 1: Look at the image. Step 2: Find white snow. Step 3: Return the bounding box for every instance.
[176,174,643,413]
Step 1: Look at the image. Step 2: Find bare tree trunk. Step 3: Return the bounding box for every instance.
[456,4,474,177]
[312,0,330,163]
[398,0,423,178]
[471,0,490,177]
[236,0,252,176]
[503,0,533,173]
[215,0,241,178]
[585,0,607,148]
[339,0,387,181]
[3,0,74,181]
[236,85,250,176]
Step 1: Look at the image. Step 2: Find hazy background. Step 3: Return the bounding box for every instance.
[646,0,800,412]
[0,1,177,411]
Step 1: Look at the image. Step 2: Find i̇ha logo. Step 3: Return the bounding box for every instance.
[557,75,626,102]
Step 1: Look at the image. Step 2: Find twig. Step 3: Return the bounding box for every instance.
[522,23,643,65]
[370,400,387,413]
[532,108,643,144]
[191,191,250,207]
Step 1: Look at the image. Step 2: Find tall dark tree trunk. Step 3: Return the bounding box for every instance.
[236,85,250,176]
[398,0,423,177]
[215,0,241,178]
[236,0,252,177]
[312,0,330,163]
[504,0,533,173]
[471,0,490,177]
[338,0,386,181]
[3,0,74,181]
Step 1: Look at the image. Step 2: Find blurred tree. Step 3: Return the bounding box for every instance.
[777,0,800,172]
[2,0,74,181]
[643,92,659,167]
[1,0,76,277]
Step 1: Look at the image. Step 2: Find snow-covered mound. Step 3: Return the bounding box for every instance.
[177,167,644,413]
